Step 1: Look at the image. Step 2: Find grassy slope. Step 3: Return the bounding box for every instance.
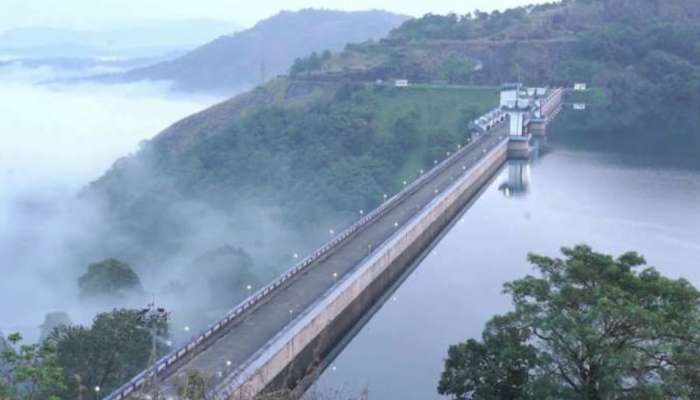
[368,86,497,183]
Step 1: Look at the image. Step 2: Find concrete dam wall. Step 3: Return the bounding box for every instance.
[219,139,508,399]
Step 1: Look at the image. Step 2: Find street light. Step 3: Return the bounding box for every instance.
[137,302,170,397]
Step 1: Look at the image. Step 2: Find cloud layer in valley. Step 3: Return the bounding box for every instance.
[0,64,221,340]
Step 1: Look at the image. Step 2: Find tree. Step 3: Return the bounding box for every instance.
[176,370,211,400]
[439,315,538,400]
[0,333,66,400]
[425,129,457,166]
[192,246,259,306]
[290,52,325,76]
[51,309,169,399]
[439,245,700,400]
[78,259,143,300]
[393,111,422,152]
[39,312,72,342]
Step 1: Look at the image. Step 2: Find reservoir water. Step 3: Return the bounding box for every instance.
[312,137,700,399]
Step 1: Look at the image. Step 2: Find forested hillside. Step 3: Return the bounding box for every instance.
[293,0,700,156]
[88,80,496,272]
[88,0,700,284]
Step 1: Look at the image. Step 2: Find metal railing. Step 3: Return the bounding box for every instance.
[206,90,567,398]
[103,120,509,400]
[212,132,510,400]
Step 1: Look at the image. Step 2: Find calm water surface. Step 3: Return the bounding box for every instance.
[313,142,700,399]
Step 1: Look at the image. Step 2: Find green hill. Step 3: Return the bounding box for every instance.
[88,79,496,272]
[88,0,700,280]
[292,0,700,156]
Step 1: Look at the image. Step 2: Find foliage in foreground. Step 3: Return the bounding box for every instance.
[0,333,65,400]
[0,308,168,400]
[176,369,210,400]
[439,245,700,399]
[52,309,169,399]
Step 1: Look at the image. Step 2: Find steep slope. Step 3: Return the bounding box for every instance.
[295,0,700,85]
[87,79,496,266]
[87,0,700,289]
[114,9,409,94]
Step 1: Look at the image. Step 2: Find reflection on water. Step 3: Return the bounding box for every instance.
[499,160,530,197]
[312,144,700,399]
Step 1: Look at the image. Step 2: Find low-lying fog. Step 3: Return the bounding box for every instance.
[0,63,221,340]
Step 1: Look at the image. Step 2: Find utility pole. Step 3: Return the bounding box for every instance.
[137,302,170,399]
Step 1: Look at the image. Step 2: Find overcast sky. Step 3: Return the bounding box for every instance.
[1,0,546,31]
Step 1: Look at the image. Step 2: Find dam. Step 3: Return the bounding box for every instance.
[104,84,563,400]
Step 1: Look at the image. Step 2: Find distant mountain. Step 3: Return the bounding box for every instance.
[0,19,241,59]
[111,9,410,94]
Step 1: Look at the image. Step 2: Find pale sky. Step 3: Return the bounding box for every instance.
[0,0,546,31]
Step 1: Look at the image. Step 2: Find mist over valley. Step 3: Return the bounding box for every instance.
[2,1,700,399]
[0,62,222,341]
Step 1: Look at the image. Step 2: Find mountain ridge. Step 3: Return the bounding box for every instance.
[107,9,410,94]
